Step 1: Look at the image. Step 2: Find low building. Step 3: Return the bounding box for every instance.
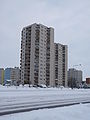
[10,67,20,85]
[68,68,82,88]
[0,68,4,85]
[4,67,20,85]
[86,78,90,84]
[4,68,12,84]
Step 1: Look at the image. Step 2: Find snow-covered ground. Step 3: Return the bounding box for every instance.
[0,85,90,119]
[0,85,90,106]
[0,103,90,120]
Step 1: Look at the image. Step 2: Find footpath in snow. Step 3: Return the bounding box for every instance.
[0,103,90,120]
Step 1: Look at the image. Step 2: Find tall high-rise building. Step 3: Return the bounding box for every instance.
[54,43,68,87]
[20,23,55,86]
[20,23,68,87]
[0,68,4,85]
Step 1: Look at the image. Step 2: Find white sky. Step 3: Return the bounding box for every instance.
[0,0,90,79]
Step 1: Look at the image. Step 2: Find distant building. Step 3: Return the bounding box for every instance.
[4,67,20,85]
[54,43,68,87]
[4,68,12,84]
[0,68,4,85]
[86,78,90,84]
[68,68,82,88]
[10,67,20,85]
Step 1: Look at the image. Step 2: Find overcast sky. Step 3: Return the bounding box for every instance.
[0,0,90,79]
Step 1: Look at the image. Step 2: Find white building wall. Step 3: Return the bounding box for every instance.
[54,43,68,87]
[30,24,36,85]
[65,45,68,87]
[38,25,47,85]
[21,28,26,85]
[58,44,63,86]
[50,28,55,87]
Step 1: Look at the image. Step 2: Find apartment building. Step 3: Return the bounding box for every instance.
[0,68,4,85]
[4,67,20,85]
[68,68,82,88]
[20,23,55,87]
[4,68,11,83]
[10,67,20,85]
[54,43,68,87]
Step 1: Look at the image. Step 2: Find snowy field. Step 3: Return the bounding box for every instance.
[0,103,90,120]
[0,85,90,106]
[0,85,90,120]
